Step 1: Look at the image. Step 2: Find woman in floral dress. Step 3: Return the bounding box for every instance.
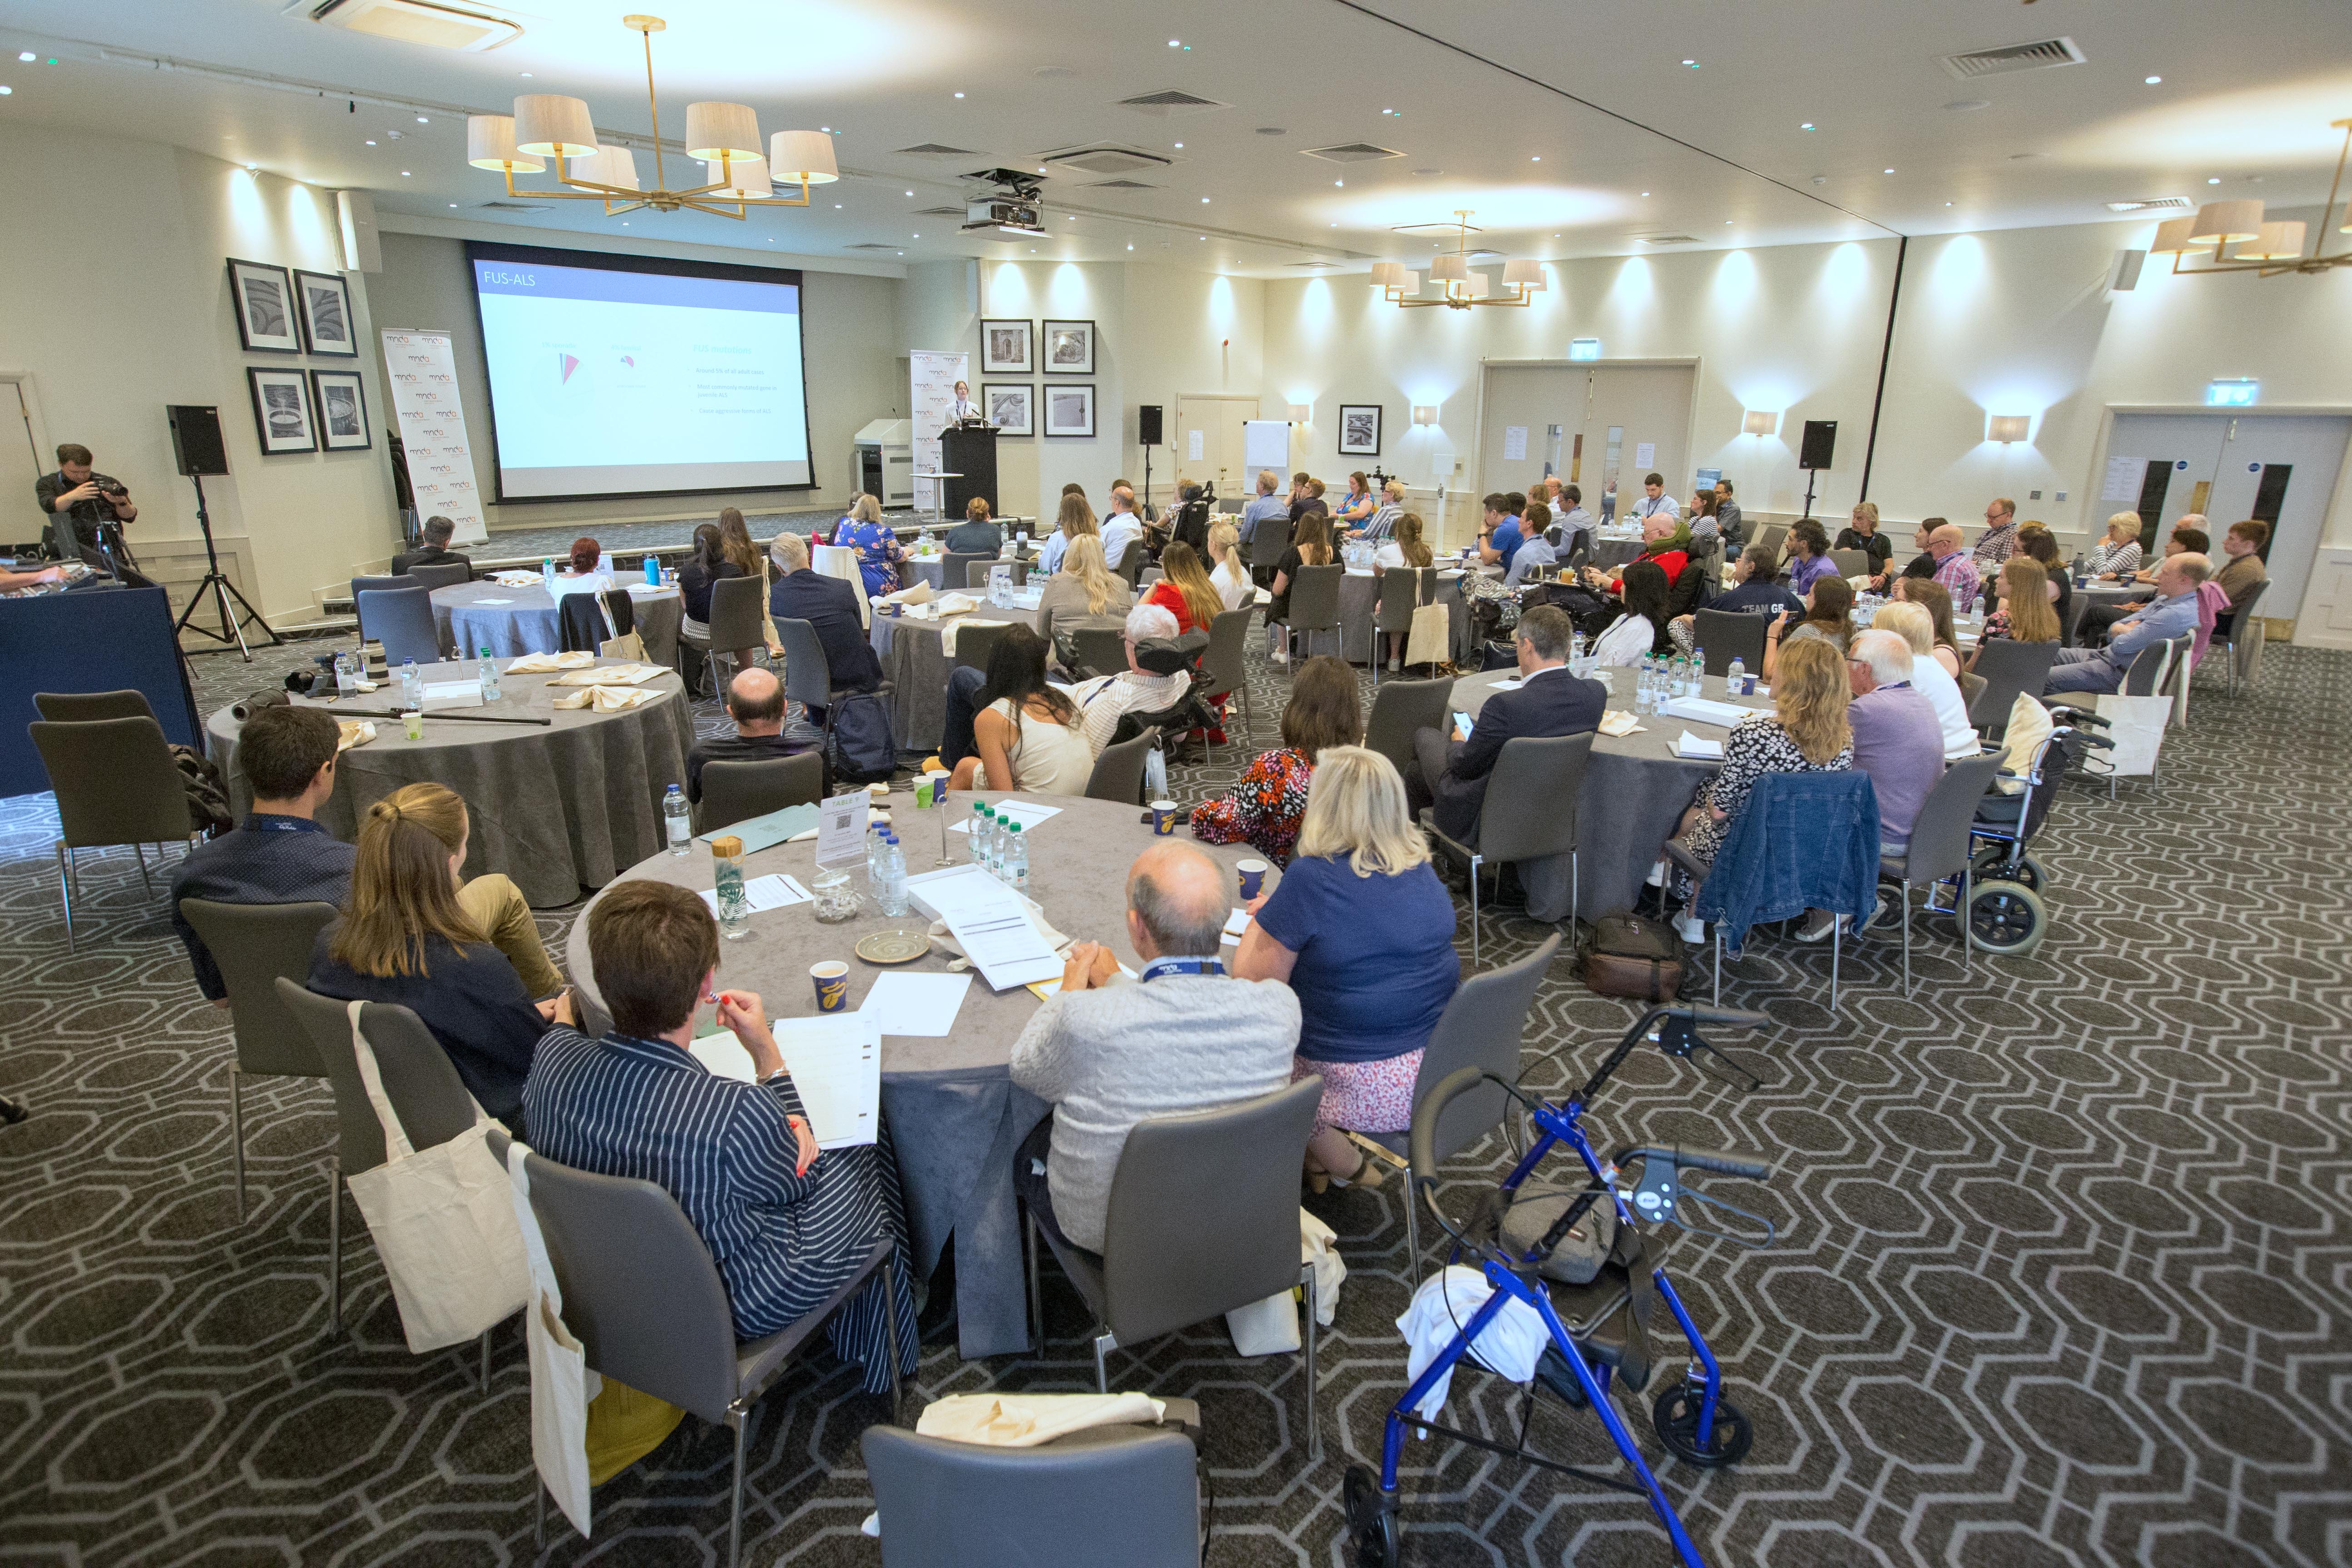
[1190,655,1359,864]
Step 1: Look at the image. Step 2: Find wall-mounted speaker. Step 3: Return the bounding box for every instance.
[1798,419,1838,471]
[2107,247,2146,293]
[1138,404,1164,446]
[167,405,230,476]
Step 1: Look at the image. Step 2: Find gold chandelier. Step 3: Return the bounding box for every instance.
[463,14,838,220]
[1374,211,1546,309]
[2151,117,2352,278]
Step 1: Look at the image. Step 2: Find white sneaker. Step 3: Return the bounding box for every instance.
[1674,914,1707,945]
[1269,645,1289,665]
[1645,860,1667,888]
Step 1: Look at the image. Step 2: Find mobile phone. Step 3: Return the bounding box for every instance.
[1452,710,1472,734]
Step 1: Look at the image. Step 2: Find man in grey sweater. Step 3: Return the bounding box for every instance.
[1010,842,1301,1254]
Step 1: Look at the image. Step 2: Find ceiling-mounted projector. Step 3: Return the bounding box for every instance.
[960,167,1047,236]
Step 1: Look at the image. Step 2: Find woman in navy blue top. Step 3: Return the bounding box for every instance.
[1235,745,1459,1189]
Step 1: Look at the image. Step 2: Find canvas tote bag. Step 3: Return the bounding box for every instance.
[1405,601,1452,670]
[506,1140,599,1538]
[342,1002,529,1353]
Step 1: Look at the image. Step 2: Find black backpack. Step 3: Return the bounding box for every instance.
[823,691,898,784]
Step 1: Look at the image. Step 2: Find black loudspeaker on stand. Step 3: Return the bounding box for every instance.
[1797,419,1838,521]
[1137,405,1163,512]
[166,404,280,660]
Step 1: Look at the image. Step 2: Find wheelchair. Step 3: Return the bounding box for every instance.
[1939,709,2109,959]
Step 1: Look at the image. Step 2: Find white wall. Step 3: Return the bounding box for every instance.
[0,122,399,622]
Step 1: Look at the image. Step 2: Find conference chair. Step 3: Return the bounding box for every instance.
[1085,725,1159,806]
[695,754,824,834]
[1669,771,1880,1013]
[862,1412,1205,1568]
[1691,609,1769,676]
[1111,540,1146,589]
[1372,566,1438,686]
[602,586,636,637]
[2160,631,2197,732]
[2120,639,2171,696]
[177,899,337,1219]
[356,585,442,667]
[1201,607,1256,745]
[349,573,406,616]
[556,592,611,655]
[275,980,502,1390]
[2210,579,2269,696]
[1748,525,1788,580]
[510,1142,905,1568]
[403,561,471,593]
[1875,753,2004,996]
[962,558,1029,590]
[2060,592,2092,648]
[28,715,201,949]
[775,616,891,748]
[1068,626,1129,682]
[699,576,769,695]
[1138,567,1165,589]
[1351,933,1560,1282]
[1829,548,1872,579]
[1025,1077,1327,1463]
[1420,732,1593,969]
[1246,516,1292,588]
[34,689,153,723]
[951,620,1011,677]
[1364,677,1454,788]
[1968,638,2058,741]
[1957,671,1988,717]
[941,551,993,594]
[1279,563,1344,669]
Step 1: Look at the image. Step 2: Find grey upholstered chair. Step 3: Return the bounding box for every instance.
[28,715,200,948]
[356,586,441,667]
[697,575,770,694]
[695,753,824,835]
[34,689,154,723]
[1200,607,1256,748]
[2209,578,2269,696]
[1372,566,1437,685]
[1085,725,1159,806]
[1364,677,1453,789]
[1877,753,2004,995]
[1690,609,1768,676]
[1967,638,2058,741]
[941,550,993,593]
[1068,626,1128,681]
[1420,732,1594,968]
[1279,563,1343,666]
[403,561,471,593]
[951,620,1011,677]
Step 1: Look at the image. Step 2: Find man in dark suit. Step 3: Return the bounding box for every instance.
[767,530,882,724]
[1413,605,1605,845]
[391,515,475,579]
[943,500,1003,557]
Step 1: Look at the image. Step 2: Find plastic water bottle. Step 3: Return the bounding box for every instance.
[397,658,421,710]
[1569,630,1585,667]
[866,824,888,898]
[1634,657,1654,713]
[664,785,690,854]
[541,557,557,594]
[969,802,992,865]
[1725,653,1747,696]
[880,834,909,916]
[477,646,500,703]
[1690,648,1707,692]
[1004,822,1028,895]
[985,811,1006,880]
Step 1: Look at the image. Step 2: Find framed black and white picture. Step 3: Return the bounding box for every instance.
[980,318,1033,375]
[311,369,371,451]
[1338,403,1383,457]
[1043,383,1096,438]
[227,258,301,353]
[983,382,1034,436]
[1042,318,1096,375]
[294,269,359,357]
[247,368,317,454]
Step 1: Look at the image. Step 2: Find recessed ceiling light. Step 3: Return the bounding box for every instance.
[1127,243,1134,250]
[448,202,457,207]
[366,139,377,145]
[519,71,531,78]
[1168,38,1180,46]
[1330,222,1338,227]
[416,116,428,123]
[1531,156,1540,162]
[1173,142,1183,148]
[2207,176,2221,184]
[953,91,964,98]
[2144,75,2162,84]
[16,52,32,62]
[912,233,920,238]
[1334,180,1343,187]
[1945,201,1953,206]
[1683,59,1699,68]
[1725,220,1732,225]
[401,170,411,176]
[1799,122,1814,130]
[834,202,842,207]
[1883,167,1894,174]
[1641,191,1650,196]
[822,126,831,132]
[905,189,912,195]
[1200,196,1210,203]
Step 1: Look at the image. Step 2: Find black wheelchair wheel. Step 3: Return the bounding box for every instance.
[1970,847,2045,893]
[1967,878,2046,957]
[1652,1386,1754,1468]
[1344,1464,1401,1568]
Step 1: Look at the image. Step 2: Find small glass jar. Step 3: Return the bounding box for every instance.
[710,835,751,939]
[810,863,859,924]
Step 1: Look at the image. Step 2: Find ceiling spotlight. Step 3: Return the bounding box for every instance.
[2207,176,2221,184]
[16,51,32,62]
[1334,180,1343,187]
[519,71,532,78]
[2144,75,2162,84]
[1883,167,1895,174]
[1200,196,1210,203]
[1799,122,1814,130]
[1127,243,1134,250]
[1641,191,1650,196]
[1173,142,1183,148]
[1531,156,1540,162]
[245,163,258,172]
[1168,38,1180,46]
[1683,59,1699,68]
[449,202,457,207]
[834,202,842,207]
[953,91,964,98]
[905,189,913,195]
[366,139,377,145]
[401,170,411,176]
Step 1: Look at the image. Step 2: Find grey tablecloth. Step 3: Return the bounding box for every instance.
[433,580,685,671]
[2078,582,2154,608]
[561,790,1277,1359]
[871,605,1052,752]
[1336,569,1472,665]
[205,657,693,907]
[1451,668,1776,922]
[1589,535,1645,570]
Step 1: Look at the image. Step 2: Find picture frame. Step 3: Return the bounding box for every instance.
[293,268,359,357]
[983,382,1034,437]
[1042,382,1096,439]
[1338,403,1383,457]
[226,257,301,353]
[247,367,317,454]
[310,369,372,451]
[979,318,1034,376]
[1042,318,1096,375]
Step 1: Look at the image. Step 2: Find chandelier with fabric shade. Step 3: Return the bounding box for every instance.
[1375,212,1547,309]
[2147,117,2352,279]
[465,15,837,219]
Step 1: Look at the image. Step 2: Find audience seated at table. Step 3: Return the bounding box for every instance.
[2043,554,2209,696]
[1234,746,1458,1191]
[1069,603,1193,752]
[559,536,604,581]
[1877,516,1941,594]
[2085,512,2143,581]
[1159,482,1213,559]
[1010,842,1300,1254]
[1872,601,1981,760]
[1370,513,1436,667]
[1664,637,1855,944]
[1666,549,1800,657]
[2014,523,2072,628]
[1837,502,1894,583]
[1583,512,1690,598]
[1142,540,1222,635]
[307,783,575,1127]
[1922,522,1982,612]
[1969,558,2059,671]
[1238,469,1288,546]
[1191,655,1360,866]
[1475,491,1525,572]
[1972,497,2021,572]
[391,514,473,580]
[525,881,915,1389]
[678,522,744,640]
[2082,521,2201,644]
[1414,605,1604,843]
[1035,532,1131,641]
[1791,627,1949,943]
[1550,482,1597,558]
[1206,521,1252,612]
[945,626,1096,795]
[1591,559,1675,667]
[1504,503,1559,587]
[1099,489,1147,578]
[1036,490,1098,578]
[1332,472,1378,535]
[1763,574,1855,679]
[1266,512,1334,665]
[1288,473,1330,527]
[2213,520,2269,633]
[1783,519,1839,598]
[831,494,907,598]
[768,529,881,723]
[944,497,1003,557]
[1354,479,1406,544]
[687,668,815,804]
[1893,578,1967,676]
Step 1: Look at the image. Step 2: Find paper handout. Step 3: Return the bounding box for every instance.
[1674,730,1726,760]
[687,1011,881,1148]
[859,972,972,1036]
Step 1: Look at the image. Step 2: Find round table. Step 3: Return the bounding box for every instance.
[2078,581,2154,608]
[1337,568,1473,666]
[1450,667,1779,922]
[563,789,1276,1359]
[869,603,1054,752]
[205,656,693,907]
[1588,533,1646,570]
[432,580,685,671]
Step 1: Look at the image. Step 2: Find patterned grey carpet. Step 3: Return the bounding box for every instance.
[2,633,2346,1567]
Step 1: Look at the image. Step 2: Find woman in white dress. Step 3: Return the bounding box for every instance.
[947,625,1097,796]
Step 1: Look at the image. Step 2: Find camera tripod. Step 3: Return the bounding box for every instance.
[173,473,280,660]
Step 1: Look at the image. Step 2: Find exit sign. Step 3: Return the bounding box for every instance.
[2207,379,2259,407]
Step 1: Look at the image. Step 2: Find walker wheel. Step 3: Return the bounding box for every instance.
[1343,1464,1401,1568]
[1651,1386,1754,1468]
[1966,879,2046,958]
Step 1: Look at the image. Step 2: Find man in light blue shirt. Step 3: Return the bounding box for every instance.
[1552,483,1595,556]
[2043,554,2208,695]
[1631,473,1680,524]
[1238,469,1287,545]
[1099,492,1146,574]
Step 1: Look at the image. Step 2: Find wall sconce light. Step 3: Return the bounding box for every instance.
[1742,409,1778,437]
[1412,405,1439,425]
[1287,402,1312,421]
[1987,414,2030,444]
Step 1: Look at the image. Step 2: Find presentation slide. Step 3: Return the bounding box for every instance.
[466,242,813,500]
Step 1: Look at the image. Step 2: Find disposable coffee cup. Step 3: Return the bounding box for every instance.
[1236,859,1268,900]
[402,710,424,741]
[811,960,850,1014]
[1149,799,1178,835]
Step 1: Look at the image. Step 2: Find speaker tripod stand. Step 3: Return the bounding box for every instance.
[172,474,279,660]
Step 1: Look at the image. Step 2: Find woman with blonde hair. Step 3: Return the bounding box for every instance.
[1234,745,1459,1189]
[832,493,905,598]
[307,783,573,1126]
[1837,500,1893,580]
[1205,520,1250,612]
[2088,511,2144,580]
[1662,637,1855,942]
[1872,599,1980,760]
[1142,540,1222,634]
[1970,556,2059,670]
[1036,531,1132,636]
[1037,490,1098,577]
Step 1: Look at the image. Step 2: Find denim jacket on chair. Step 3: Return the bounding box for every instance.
[1691,771,1881,949]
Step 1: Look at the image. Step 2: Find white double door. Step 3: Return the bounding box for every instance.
[2102,411,2349,622]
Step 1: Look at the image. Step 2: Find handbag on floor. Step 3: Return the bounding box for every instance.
[1582,914,1682,1002]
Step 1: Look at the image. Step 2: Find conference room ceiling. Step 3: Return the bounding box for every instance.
[4,0,2349,277]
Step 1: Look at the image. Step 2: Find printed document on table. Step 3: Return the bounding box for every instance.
[859,972,971,1036]
[1675,730,1726,760]
[420,681,485,710]
[690,1014,882,1149]
[948,799,1063,834]
[951,909,1064,990]
[697,873,812,917]
[1659,696,1751,728]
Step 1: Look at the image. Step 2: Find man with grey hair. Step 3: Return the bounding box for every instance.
[1008,840,1300,1253]
[392,514,473,578]
[1795,627,1945,943]
[768,528,880,722]
[2043,552,2210,696]
[1239,468,1287,548]
[1413,603,1604,843]
[1069,601,1190,753]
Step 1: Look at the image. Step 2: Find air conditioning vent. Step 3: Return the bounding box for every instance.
[1302,143,1406,163]
[310,0,520,51]
[914,206,966,216]
[1285,260,1344,269]
[1085,179,1158,190]
[1939,37,2085,79]
[2106,196,2192,213]
[474,199,549,211]
[1044,144,1173,175]
[895,142,978,157]
[1465,248,1503,259]
[1640,233,1699,245]
[1117,89,1230,115]
[843,242,902,250]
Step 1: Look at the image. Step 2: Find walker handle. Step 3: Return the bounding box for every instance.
[1665,1146,1772,1181]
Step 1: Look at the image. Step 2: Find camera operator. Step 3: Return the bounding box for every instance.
[35,443,139,568]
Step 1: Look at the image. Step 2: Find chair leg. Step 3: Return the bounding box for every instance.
[882,1249,907,1423]
[1301,1261,1321,1465]
[725,1408,748,1568]
[1959,867,1971,981]
[534,1477,545,1550]
[231,1070,246,1221]
[55,843,74,952]
[1830,918,1841,1014]
[1404,1190,1421,1288]
[1092,1330,1116,1395]
[1712,927,1723,1007]
[1467,852,1482,970]
[1024,1211,1044,1354]
[326,1158,343,1335]
[134,842,153,893]
[1901,883,1914,998]
[480,1326,493,1395]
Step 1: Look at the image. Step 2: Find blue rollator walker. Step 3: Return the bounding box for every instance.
[1343,1004,1778,1568]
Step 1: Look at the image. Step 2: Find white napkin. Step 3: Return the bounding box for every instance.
[506,651,596,674]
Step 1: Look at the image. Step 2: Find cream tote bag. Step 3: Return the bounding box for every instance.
[506,1140,599,1537]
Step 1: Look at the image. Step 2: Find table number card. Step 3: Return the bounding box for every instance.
[816,791,867,866]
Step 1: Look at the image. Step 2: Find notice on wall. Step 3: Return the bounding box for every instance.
[1635,441,1656,470]
[1188,427,1205,461]
[909,350,970,511]
[2101,456,2147,502]
[380,329,488,544]
[1503,425,1528,461]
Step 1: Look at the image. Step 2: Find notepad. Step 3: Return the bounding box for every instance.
[948,799,1063,834]
[687,1010,879,1148]
[1675,730,1726,760]
[697,873,813,917]
[701,803,821,854]
[1490,678,1525,691]
[1658,696,1752,728]
[419,681,485,710]
[858,972,971,1036]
